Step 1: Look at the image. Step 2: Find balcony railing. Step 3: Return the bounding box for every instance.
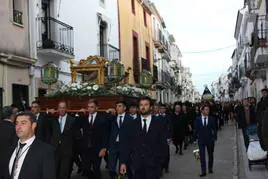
[37,17,74,55]
[98,44,120,60]
[161,71,173,85]
[13,10,23,25]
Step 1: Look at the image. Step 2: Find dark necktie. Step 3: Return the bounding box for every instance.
[89,115,93,128]
[204,117,207,126]
[142,119,147,135]
[119,116,123,128]
[11,143,26,177]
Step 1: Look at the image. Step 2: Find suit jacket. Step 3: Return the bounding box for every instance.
[50,114,76,156]
[35,113,52,143]
[108,114,134,154]
[4,139,56,179]
[79,113,109,155]
[195,116,217,144]
[120,115,166,170]
[160,114,172,139]
[0,120,17,178]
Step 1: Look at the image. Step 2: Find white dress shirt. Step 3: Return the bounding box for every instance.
[59,114,67,133]
[131,114,137,120]
[141,115,152,132]
[9,136,36,179]
[88,112,97,125]
[35,113,40,121]
[202,115,208,126]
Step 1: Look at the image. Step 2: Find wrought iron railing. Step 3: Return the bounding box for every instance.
[98,44,120,60]
[37,17,74,55]
[13,10,23,25]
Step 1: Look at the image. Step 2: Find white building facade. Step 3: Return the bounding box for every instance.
[28,0,119,100]
[231,0,268,101]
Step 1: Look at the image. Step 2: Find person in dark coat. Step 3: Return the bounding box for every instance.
[79,99,109,179]
[159,104,172,173]
[49,101,76,179]
[0,106,17,179]
[4,112,56,179]
[30,101,51,143]
[195,105,217,177]
[120,97,166,179]
[257,89,268,150]
[171,103,187,155]
[108,101,134,179]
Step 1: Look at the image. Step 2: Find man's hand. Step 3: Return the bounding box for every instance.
[106,108,116,115]
[46,108,56,114]
[99,148,107,157]
[79,108,87,113]
[120,164,127,175]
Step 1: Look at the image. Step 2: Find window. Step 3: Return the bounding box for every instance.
[131,0,135,14]
[145,43,151,71]
[143,8,147,27]
[133,31,140,83]
[13,0,23,25]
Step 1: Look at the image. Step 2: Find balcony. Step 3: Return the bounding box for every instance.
[251,16,268,65]
[13,10,23,25]
[153,29,168,53]
[98,44,120,60]
[37,17,74,60]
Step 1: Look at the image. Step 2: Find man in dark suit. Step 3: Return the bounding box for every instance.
[49,101,76,179]
[4,112,55,179]
[128,102,139,120]
[195,104,217,177]
[120,97,166,179]
[0,106,17,179]
[159,104,172,173]
[30,101,51,143]
[79,99,109,179]
[108,101,134,179]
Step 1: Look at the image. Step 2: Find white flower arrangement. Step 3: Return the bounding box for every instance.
[45,82,149,98]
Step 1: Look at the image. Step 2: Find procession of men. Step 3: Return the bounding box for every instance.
[1,91,268,179]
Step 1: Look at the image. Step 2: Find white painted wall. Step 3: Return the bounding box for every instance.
[30,0,119,96]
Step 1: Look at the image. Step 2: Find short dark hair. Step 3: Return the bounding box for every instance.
[129,102,138,108]
[15,112,36,123]
[200,104,210,111]
[88,99,99,106]
[116,100,127,107]
[1,106,14,120]
[261,88,268,92]
[138,96,153,106]
[31,100,41,106]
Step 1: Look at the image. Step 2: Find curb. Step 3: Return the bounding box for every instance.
[233,124,239,179]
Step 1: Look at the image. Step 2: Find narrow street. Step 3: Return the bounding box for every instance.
[72,123,236,179]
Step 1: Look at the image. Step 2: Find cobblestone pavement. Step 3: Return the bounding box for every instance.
[72,123,236,179]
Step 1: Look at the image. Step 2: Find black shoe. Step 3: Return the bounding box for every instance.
[209,170,213,174]
[175,148,179,154]
[199,173,207,177]
[179,151,183,155]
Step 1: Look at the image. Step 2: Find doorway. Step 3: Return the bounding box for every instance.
[12,84,29,111]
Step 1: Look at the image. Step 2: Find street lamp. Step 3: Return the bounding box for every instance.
[41,62,59,85]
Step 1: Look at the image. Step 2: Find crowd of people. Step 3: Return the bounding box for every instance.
[0,90,267,179]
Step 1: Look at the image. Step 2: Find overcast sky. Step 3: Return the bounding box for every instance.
[152,0,243,93]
